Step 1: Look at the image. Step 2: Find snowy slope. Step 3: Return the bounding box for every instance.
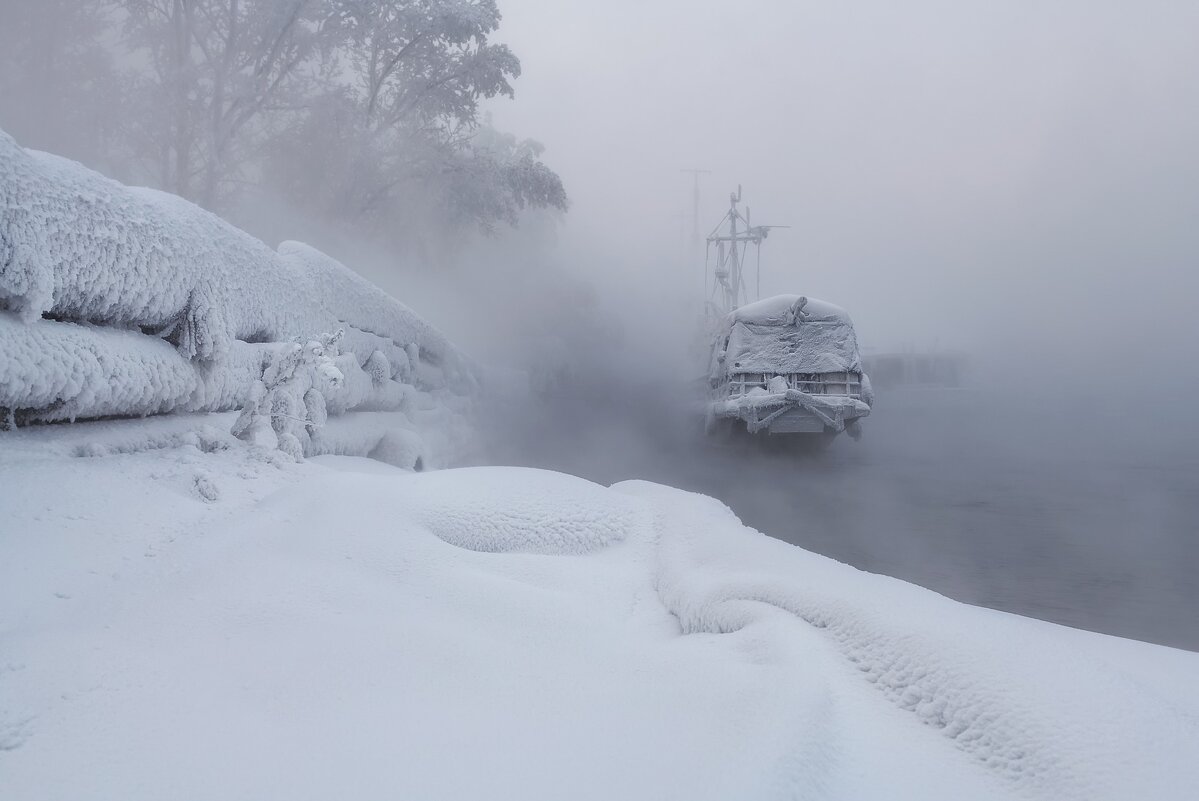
[2,424,1196,801]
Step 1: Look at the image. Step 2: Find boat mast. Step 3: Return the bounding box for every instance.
[707,187,783,314]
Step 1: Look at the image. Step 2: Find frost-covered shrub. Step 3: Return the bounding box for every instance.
[231,330,346,460]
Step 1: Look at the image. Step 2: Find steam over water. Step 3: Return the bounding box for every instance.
[484,384,1199,651]
[5,0,1194,654]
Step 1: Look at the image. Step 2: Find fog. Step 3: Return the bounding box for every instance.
[470,0,1199,649]
[483,0,1199,382]
[3,0,1197,648]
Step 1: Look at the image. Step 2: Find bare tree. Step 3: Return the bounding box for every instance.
[272,0,564,235]
[118,0,326,207]
[331,0,519,132]
[1,0,566,242]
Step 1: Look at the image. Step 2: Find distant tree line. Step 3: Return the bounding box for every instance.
[0,0,567,239]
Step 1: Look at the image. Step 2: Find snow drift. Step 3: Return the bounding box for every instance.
[1,428,1196,801]
[0,127,476,465]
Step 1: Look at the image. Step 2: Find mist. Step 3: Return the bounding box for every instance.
[3,0,1197,649]
[470,0,1199,648]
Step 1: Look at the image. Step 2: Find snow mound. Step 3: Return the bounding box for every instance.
[2,446,1197,800]
[0,124,473,385]
[1,130,286,359]
[0,127,478,465]
[404,467,642,554]
[308,411,427,470]
[0,311,198,421]
[617,480,1199,801]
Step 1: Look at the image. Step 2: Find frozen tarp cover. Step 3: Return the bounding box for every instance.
[720,294,863,375]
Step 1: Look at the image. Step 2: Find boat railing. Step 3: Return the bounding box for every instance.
[726,372,863,399]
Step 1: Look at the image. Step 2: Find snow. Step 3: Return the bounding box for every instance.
[731,293,853,326]
[633,480,1199,799]
[0,126,477,464]
[725,318,863,375]
[402,467,639,554]
[1,124,472,380]
[716,294,865,376]
[308,411,426,469]
[2,424,1197,801]
[1,130,288,358]
[276,241,471,393]
[0,311,199,420]
[705,295,871,433]
[3,118,1196,801]
[712,388,871,432]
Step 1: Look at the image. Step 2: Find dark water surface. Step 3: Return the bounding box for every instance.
[484,387,1199,651]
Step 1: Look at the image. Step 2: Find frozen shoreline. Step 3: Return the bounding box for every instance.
[2,423,1197,800]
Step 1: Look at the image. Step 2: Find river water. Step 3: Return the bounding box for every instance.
[484,385,1199,651]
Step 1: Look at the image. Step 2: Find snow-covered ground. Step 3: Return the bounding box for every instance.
[2,421,1197,801]
[4,124,1198,801]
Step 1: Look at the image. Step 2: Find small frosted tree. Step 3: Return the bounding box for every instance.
[231,329,345,460]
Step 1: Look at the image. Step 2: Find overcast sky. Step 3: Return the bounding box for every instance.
[484,0,1199,377]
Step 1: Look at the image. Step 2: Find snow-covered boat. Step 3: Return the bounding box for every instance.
[705,294,873,439]
[697,188,872,442]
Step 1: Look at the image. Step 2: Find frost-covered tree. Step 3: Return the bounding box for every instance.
[331,0,519,132]
[266,104,566,240]
[264,0,566,238]
[440,124,568,233]
[1,0,566,238]
[115,0,328,207]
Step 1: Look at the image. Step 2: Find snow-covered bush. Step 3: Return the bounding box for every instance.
[230,331,346,461]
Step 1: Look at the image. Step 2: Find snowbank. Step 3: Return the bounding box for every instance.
[0,311,198,420]
[624,480,1199,800]
[1,131,288,359]
[400,467,642,554]
[1,433,1195,800]
[0,127,477,464]
[0,130,468,376]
